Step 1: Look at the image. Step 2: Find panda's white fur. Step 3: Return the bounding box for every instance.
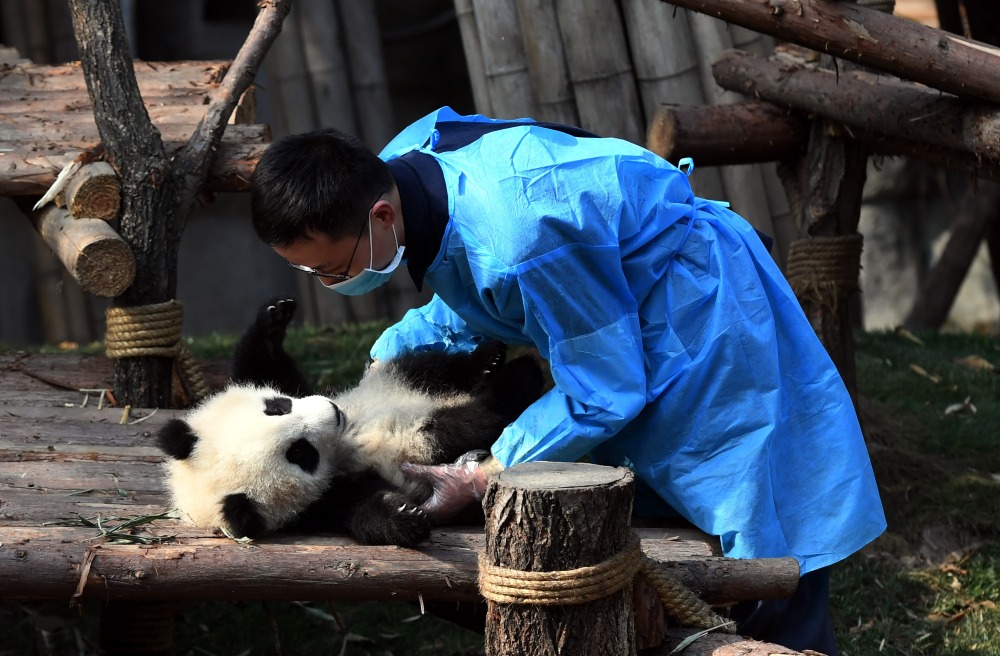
[157,297,545,546]
[164,366,475,535]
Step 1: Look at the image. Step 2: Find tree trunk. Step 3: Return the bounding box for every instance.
[482,462,636,656]
[68,0,179,408]
[67,0,290,407]
[656,0,1000,104]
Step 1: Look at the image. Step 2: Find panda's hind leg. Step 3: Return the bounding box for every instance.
[231,297,313,396]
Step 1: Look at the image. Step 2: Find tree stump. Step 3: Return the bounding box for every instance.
[481,461,636,656]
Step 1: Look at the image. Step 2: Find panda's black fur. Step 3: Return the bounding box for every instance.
[157,297,545,547]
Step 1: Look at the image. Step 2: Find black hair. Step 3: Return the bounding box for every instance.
[250,128,394,247]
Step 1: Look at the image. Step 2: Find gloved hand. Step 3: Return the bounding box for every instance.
[400,451,495,523]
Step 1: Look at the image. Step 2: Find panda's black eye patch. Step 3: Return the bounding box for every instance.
[263,396,293,416]
[286,438,319,473]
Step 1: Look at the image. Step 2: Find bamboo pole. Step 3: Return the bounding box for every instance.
[453,0,494,116]
[620,2,725,202]
[516,0,579,125]
[555,0,644,144]
[338,1,395,150]
[684,12,781,259]
[472,0,539,119]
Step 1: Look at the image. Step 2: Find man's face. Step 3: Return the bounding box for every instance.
[274,229,366,287]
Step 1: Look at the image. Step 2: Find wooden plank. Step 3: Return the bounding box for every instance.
[0,60,230,92]
[0,123,269,150]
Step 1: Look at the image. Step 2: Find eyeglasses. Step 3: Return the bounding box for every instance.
[287,190,387,281]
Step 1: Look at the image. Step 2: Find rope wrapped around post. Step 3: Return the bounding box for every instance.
[104,300,210,403]
[784,234,864,315]
[478,533,734,632]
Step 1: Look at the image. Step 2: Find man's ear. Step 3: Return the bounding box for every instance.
[222,493,268,539]
[157,419,199,460]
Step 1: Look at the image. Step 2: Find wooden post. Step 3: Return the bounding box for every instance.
[481,462,637,655]
[515,0,579,126]
[472,0,539,120]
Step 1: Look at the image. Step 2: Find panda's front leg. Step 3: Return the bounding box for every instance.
[346,488,432,547]
[231,296,313,396]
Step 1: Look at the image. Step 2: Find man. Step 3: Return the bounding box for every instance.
[250,106,886,653]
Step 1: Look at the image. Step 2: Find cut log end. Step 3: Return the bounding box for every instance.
[56,162,121,220]
[76,238,136,297]
[498,461,632,490]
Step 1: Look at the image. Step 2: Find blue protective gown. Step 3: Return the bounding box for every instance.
[372,107,886,575]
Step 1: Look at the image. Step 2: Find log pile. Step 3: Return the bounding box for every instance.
[652,0,1000,362]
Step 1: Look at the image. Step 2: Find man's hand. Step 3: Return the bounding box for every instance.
[400,454,490,523]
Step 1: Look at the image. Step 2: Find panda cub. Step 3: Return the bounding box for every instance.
[157,297,544,547]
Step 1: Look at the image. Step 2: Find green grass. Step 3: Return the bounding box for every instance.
[2,328,999,655]
[835,330,1000,656]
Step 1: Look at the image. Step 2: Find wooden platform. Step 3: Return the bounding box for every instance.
[0,352,799,608]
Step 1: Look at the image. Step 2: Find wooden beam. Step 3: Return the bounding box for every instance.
[646,102,806,166]
[643,100,1000,181]
[0,140,266,196]
[0,525,798,605]
[712,49,1000,159]
[29,205,135,297]
[656,0,1000,104]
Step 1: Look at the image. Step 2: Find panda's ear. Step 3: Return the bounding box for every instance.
[157,419,199,460]
[222,493,268,539]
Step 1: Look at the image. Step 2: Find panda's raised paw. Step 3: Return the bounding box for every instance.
[255,297,297,356]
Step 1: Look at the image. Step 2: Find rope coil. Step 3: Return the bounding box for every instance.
[478,532,734,632]
[104,300,209,403]
[784,234,863,313]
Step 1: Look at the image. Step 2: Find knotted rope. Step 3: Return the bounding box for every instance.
[478,533,733,632]
[104,300,210,403]
[784,234,863,315]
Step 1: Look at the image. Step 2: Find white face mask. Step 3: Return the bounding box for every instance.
[323,220,405,296]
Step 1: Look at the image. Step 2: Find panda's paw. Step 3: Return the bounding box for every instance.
[379,492,431,546]
[471,340,507,381]
[256,297,297,356]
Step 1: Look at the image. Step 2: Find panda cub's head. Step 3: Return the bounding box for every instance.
[157,384,348,538]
